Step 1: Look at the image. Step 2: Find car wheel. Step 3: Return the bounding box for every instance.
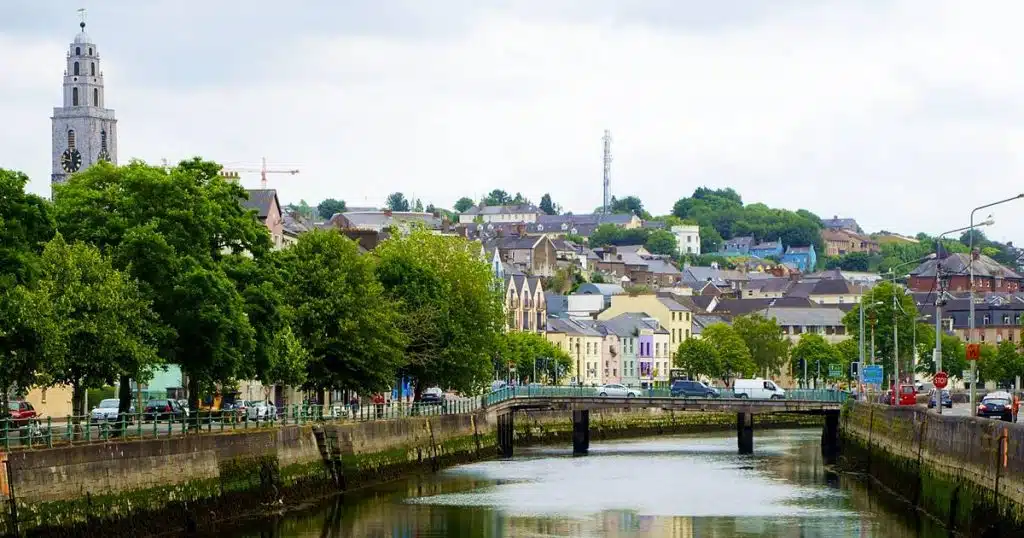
[626,392,635,398]
[737,394,748,399]
[599,392,607,397]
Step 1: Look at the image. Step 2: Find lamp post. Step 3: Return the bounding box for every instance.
[969,196,1023,416]
[886,257,934,390]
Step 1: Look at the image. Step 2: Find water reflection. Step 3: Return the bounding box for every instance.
[224,430,949,538]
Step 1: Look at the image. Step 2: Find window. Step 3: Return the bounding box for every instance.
[91,62,95,76]
[101,130,107,151]
[72,87,79,106]
[984,314,991,325]
[93,88,98,106]
[67,129,76,149]
[73,62,80,75]
[89,48,92,55]
[1004,314,1011,325]
[75,46,81,56]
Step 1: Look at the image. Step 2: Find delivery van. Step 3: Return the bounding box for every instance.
[733,379,786,400]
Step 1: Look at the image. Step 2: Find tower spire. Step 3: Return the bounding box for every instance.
[77,8,87,30]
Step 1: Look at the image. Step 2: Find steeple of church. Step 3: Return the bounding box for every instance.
[51,11,118,186]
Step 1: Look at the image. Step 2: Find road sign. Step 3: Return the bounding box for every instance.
[962,370,973,383]
[934,371,949,389]
[966,343,981,361]
[863,365,884,386]
[828,364,841,379]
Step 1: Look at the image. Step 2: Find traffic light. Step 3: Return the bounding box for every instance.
[850,361,860,378]
[798,358,806,371]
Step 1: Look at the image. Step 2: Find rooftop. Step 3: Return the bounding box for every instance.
[757,306,846,327]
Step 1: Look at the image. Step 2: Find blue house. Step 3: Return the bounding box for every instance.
[720,236,754,255]
[749,241,784,259]
[781,245,817,272]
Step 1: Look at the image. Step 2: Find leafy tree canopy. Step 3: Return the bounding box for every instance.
[673,338,721,381]
[644,229,678,256]
[501,331,572,384]
[316,198,346,220]
[789,333,839,383]
[454,197,475,213]
[732,314,790,377]
[842,281,919,376]
[700,323,755,385]
[385,192,410,212]
[539,193,560,215]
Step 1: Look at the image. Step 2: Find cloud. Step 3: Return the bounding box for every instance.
[3,1,1024,242]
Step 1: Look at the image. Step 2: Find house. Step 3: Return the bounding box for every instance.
[577,283,625,308]
[597,294,693,350]
[706,297,819,318]
[485,233,558,277]
[691,314,730,339]
[914,292,1024,346]
[503,275,547,332]
[592,245,684,287]
[533,213,642,237]
[545,318,607,385]
[458,204,540,224]
[597,313,672,387]
[741,277,792,299]
[756,307,849,344]
[749,241,784,259]
[908,253,1023,294]
[241,189,286,249]
[330,210,442,234]
[781,245,817,272]
[821,228,879,256]
[22,385,73,419]
[671,225,701,256]
[821,215,861,232]
[720,236,754,255]
[785,277,866,306]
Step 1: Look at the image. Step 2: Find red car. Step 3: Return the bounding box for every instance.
[887,384,916,406]
[7,401,38,427]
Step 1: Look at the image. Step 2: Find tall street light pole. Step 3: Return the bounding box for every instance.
[934,222,991,415]
[969,195,1024,416]
[886,257,934,391]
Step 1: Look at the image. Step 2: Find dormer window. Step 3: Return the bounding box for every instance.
[537,224,544,231]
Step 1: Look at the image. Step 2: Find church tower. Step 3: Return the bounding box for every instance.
[51,14,117,185]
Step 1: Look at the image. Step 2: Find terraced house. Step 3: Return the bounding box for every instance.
[503,275,547,333]
[546,318,606,385]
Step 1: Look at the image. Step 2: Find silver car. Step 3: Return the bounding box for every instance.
[596,384,641,398]
[90,398,134,422]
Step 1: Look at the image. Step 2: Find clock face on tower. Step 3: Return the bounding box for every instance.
[61,148,82,173]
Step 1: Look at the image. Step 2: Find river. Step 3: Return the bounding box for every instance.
[220,429,949,538]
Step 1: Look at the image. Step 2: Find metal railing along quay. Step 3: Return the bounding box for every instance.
[484,385,852,405]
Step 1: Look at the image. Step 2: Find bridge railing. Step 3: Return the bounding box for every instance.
[484,386,850,406]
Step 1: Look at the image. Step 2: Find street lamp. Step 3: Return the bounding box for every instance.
[933,221,993,415]
[884,256,936,389]
[969,196,1023,416]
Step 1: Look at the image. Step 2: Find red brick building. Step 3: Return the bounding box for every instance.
[907,252,1023,293]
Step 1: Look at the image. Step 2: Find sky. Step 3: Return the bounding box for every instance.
[4,1,1024,242]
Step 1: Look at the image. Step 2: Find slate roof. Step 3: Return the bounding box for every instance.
[713,297,818,316]
[692,315,729,335]
[910,253,1023,279]
[821,216,860,230]
[785,246,814,254]
[484,235,542,251]
[546,317,603,336]
[786,278,865,297]
[656,296,690,312]
[745,278,792,293]
[241,189,278,219]
[338,211,441,230]
[597,312,668,337]
[750,241,782,250]
[462,204,538,216]
[577,283,625,296]
[757,307,846,327]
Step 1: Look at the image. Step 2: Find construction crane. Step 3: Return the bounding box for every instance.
[220,157,300,189]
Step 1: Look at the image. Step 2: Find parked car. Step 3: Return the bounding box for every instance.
[733,379,786,400]
[6,401,38,428]
[927,389,953,409]
[670,380,719,398]
[596,384,641,398]
[90,398,135,422]
[978,391,1014,421]
[419,387,445,405]
[246,401,274,420]
[143,399,186,422]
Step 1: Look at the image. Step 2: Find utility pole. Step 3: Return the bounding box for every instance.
[602,130,612,215]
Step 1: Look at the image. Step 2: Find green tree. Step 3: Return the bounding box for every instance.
[375,229,505,395]
[52,159,273,414]
[33,234,162,417]
[610,195,650,219]
[673,338,721,380]
[284,199,316,221]
[980,341,1024,385]
[700,323,755,385]
[385,192,410,212]
[732,314,790,377]
[789,334,839,385]
[842,281,919,376]
[914,330,965,380]
[316,198,346,220]
[589,224,651,248]
[539,193,559,215]
[501,331,572,383]
[412,198,424,212]
[483,189,511,206]
[280,230,406,393]
[0,170,54,287]
[454,197,475,213]
[644,230,678,256]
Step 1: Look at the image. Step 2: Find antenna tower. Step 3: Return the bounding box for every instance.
[602,130,612,215]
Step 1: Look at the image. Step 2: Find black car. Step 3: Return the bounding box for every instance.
[670,380,719,398]
[928,389,953,409]
[977,396,1014,421]
[143,399,186,422]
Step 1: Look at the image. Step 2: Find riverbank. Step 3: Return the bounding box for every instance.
[840,401,1024,537]
[1,408,823,537]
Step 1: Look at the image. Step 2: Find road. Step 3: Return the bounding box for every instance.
[925,401,1018,421]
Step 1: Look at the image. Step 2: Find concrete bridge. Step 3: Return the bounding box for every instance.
[484,393,844,458]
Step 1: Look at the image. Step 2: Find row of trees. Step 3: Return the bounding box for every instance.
[0,161,537,419]
[673,315,790,386]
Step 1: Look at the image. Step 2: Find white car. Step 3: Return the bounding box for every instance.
[246,401,274,420]
[596,384,641,398]
[90,398,134,422]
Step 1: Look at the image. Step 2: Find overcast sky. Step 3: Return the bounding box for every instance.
[4,1,1024,242]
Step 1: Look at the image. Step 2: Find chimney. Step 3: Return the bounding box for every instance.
[516,223,526,236]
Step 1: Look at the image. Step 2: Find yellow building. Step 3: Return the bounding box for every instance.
[545,318,606,385]
[597,294,693,350]
[22,385,74,418]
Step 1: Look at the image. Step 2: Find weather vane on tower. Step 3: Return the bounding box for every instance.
[78,8,87,29]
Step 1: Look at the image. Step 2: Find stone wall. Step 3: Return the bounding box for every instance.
[842,402,1024,535]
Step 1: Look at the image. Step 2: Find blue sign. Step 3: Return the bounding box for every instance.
[863,365,884,385]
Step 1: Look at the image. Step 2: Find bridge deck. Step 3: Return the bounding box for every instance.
[489,396,842,414]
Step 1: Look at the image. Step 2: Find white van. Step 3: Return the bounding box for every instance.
[733,379,786,400]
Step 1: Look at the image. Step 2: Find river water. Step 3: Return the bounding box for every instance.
[223,429,949,538]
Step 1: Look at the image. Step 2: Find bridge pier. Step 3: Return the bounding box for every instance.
[497,411,514,458]
[821,411,840,464]
[572,410,590,456]
[737,412,754,454]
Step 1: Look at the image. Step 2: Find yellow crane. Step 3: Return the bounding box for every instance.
[220,157,300,189]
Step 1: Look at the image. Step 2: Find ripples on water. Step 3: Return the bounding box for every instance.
[223,429,951,538]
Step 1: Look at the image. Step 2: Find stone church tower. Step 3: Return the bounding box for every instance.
[51,18,117,185]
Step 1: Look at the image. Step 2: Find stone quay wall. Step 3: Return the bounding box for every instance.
[841,402,1024,536]
[0,407,821,537]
